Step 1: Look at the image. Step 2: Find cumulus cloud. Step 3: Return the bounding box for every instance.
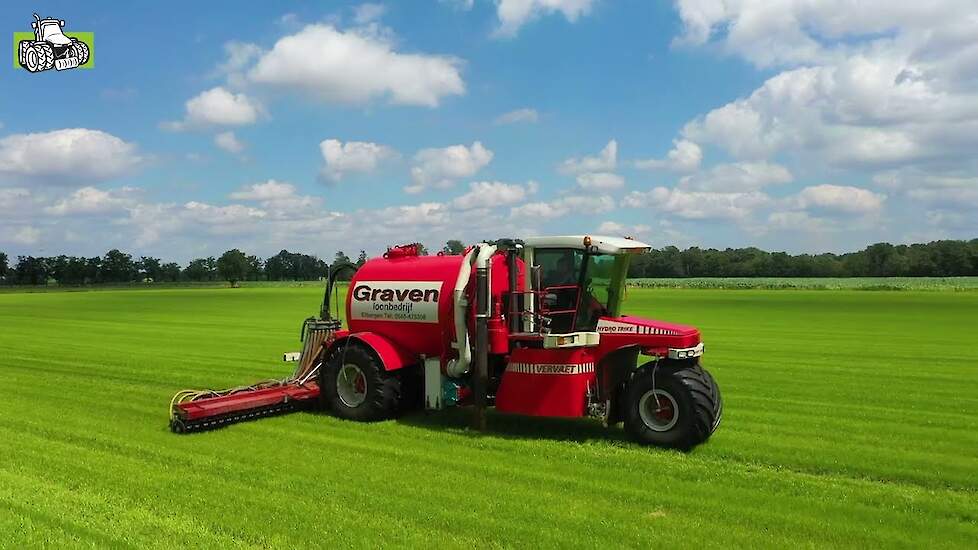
[678,162,792,192]
[163,87,262,130]
[214,131,246,154]
[320,139,398,182]
[510,194,614,219]
[791,184,886,215]
[248,24,465,107]
[0,129,142,183]
[375,202,450,226]
[45,186,137,216]
[576,172,624,190]
[623,187,770,221]
[408,141,493,193]
[559,139,616,175]
[495,0,597,37]
[451,180,539,210]
[230,180,297,201]
[674,1,978,171]
[494,108,539,125]
[635,139,702,173]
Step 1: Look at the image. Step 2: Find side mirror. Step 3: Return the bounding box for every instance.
[31,23,37,29]
[60,20,66,26]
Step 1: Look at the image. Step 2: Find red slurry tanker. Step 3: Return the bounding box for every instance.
[170,236,722,449]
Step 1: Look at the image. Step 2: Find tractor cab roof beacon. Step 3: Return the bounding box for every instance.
[18,13,91,72]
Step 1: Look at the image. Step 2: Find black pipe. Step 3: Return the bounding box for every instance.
[473,253,490,431]
[321,261,360,321]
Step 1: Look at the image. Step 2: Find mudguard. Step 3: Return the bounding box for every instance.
[326,331,418,372]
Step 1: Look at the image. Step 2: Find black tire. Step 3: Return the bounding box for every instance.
[320,344,401,421]
[71,39,90,65]
[35,43,54,71]
[623,361,722,450]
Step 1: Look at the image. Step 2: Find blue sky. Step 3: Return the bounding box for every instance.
[1,1,976,262]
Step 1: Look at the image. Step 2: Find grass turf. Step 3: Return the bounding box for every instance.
[0,287,976,548]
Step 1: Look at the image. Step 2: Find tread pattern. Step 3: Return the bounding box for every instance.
[35,43,54,71]
[321,344,402,421]
[623,361,722,450]
[71,40,90,65]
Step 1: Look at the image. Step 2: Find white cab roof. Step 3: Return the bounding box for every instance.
[523,235,652,255]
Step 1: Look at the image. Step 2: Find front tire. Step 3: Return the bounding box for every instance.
[321,344,401,421]
[623,361,722,450]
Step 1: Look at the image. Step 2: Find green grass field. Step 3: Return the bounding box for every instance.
[1,287,976,547]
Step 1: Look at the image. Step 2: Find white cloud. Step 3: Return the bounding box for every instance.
[183,201,267,225]
[408,141,493,193]
[353,3,387,24]
[164,87,262,131]
[0,129,142,183]
[678,161,792,192]
[451,180,538,210]
[440,0,474,10]
[576,172,624,190]
[494,108,539,125]
[217,41,263,77]
[375,202,450,226]
[510,194,614,220]
[635,139,702,172]
[791,184,886,215]
[230,180,297,202]
[675,1,978,170]
[596,221,653,237]
[495,0,597,37]
[559,139,616,175]
[248,24,465,107]
[45,186,137,216]
[320,139,398,182]
[214,131,246,154]
[623,187,770,221]
[10,226,41,245]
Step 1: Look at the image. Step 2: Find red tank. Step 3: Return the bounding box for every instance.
[347,245,524,361]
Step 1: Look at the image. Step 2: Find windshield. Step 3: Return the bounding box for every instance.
[574,253,630,330]
[533,248,631,333]
[40,22,64,40]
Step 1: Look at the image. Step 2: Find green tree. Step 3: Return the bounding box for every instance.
[184,258,215,282]
[160,262,182,282]
[0,252,7,281]
[217,249,250,286]
[100,249,137,283]
[15,256,49,285]
[415,243,429,256]
[246,255,263,281]
[356,250,368,267]
[138,256,163,282]
[442,240,466,255]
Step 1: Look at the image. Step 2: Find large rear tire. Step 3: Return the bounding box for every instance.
[623,361,721,450]
[321,344,401,421]
[71,39,90,65]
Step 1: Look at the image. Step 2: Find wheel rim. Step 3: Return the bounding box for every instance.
[336,363,367,408]
[26,50,38,70]
[638,389,679,432]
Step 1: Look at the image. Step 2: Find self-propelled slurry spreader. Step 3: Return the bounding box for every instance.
[170,236,722,449]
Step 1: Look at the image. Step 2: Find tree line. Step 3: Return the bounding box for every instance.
[0,248,369,286]
[1,239,975,286]
[627,240,978,278]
